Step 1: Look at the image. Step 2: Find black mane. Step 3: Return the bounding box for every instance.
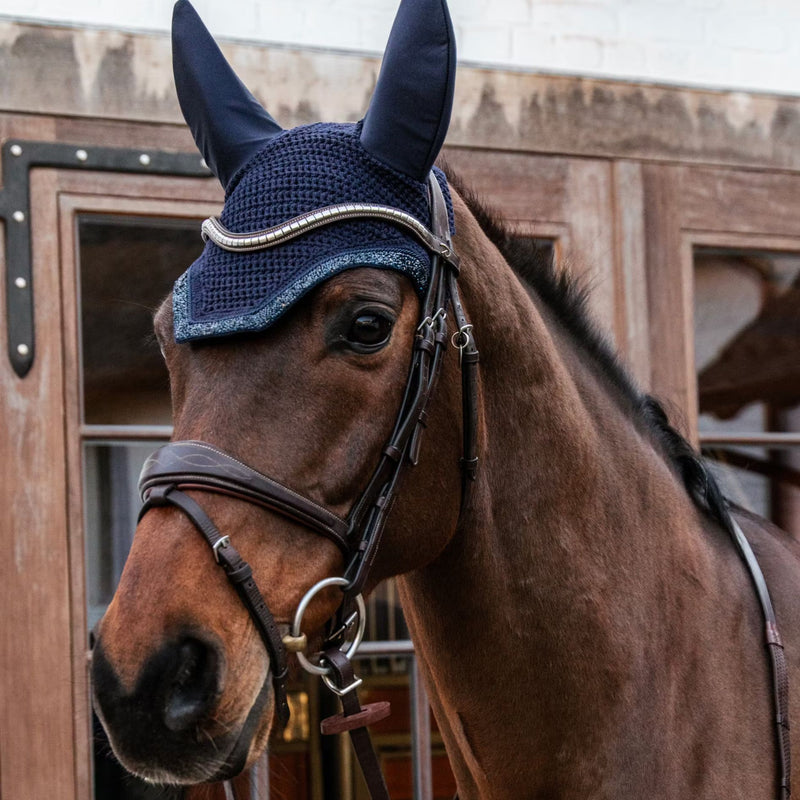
[447,171,734,535]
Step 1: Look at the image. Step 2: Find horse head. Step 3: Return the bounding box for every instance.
[91,0,467,784]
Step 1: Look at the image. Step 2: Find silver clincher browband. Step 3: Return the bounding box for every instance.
[201,202,459,269]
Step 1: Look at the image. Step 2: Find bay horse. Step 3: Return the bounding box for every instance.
[92,0,800,797]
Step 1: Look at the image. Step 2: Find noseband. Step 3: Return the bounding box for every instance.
[137,175,478,797]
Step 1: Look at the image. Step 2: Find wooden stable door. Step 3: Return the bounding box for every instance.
[443,149,800,536]
[644,163,800,536]
[4,141,797,800]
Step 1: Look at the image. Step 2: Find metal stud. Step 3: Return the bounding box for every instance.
[14,277,27,289]
[12,211,25,223]
[10,144,22,157]
[75,149,88,162]
[16,344,29,357]
[139,153,151,166]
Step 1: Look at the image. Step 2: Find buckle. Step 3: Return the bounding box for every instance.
[212,535,231,563]
[322,670,364,697]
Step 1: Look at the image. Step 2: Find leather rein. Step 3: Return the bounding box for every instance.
[137,174,477,799]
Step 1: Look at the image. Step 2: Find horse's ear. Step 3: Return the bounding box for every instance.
[360,0,456,182]
[172,0,282,189]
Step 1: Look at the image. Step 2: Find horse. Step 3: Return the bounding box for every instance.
[91,0,800,797]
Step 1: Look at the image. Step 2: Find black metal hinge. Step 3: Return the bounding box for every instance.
[0,140,212,378]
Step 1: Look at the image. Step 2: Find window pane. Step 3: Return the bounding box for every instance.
[694,248,800,534]
[79,215,204,425]
[84,442,159,630]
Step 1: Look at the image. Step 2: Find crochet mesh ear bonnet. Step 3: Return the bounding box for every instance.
[171,0,456,342]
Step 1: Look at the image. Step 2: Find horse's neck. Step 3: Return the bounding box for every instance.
[397,224,770,797]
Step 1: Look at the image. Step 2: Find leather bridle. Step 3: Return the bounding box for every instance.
[137,174,478,799]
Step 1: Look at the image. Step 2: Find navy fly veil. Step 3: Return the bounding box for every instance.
[173,124,454,341]
[171,0,456,342]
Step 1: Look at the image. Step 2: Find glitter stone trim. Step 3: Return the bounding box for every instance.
[173,247,428,342]
[200,204,451,258]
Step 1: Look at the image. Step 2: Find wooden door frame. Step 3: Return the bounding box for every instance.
[60,180,220,798]
[641,162,800,442]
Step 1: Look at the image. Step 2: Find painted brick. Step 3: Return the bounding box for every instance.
[452,0,491,25]
[531,4,619,38]
[621,5,707,44]
[510,27,560,69]
[601,39,648,76]
[644,42,696,79]
[459,23,512,64]
[489,0,533,25]
[709,15,789,53]
[553,35,605,71]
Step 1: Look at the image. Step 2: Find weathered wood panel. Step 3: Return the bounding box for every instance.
[4,20,800,173]
[642,163,696,434]
[564,159,617,338]
[443,148,570,223]
[446,148,620,338]
[612,160,651,387]
[681,166,800,238]
[0,169,75,800]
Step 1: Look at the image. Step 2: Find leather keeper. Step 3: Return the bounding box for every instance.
[415,335,435,355]
[224,561,253,584]
[147,484,173,503]
[320,702,391,735]
[461,456,479,480]
[382,444,402,463]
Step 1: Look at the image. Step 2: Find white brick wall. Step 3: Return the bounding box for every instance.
[1,0,799,96]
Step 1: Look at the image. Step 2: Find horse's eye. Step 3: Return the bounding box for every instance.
[345,312,394,350]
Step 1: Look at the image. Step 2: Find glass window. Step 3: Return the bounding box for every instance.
[84,441,161,630]
[694,248,800,536]
[79,215,202,425]
[79,214,203,799]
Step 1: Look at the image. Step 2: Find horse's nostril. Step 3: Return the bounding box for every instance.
[163,638,220,732]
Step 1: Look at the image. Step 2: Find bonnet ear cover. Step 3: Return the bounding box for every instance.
[172,0,282,189]
[170,0,458,343]
[360,0,456,182]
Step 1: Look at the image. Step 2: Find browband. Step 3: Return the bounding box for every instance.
[201,203,459,271]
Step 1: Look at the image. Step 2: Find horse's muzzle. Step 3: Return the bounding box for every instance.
[91,632,257,784]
